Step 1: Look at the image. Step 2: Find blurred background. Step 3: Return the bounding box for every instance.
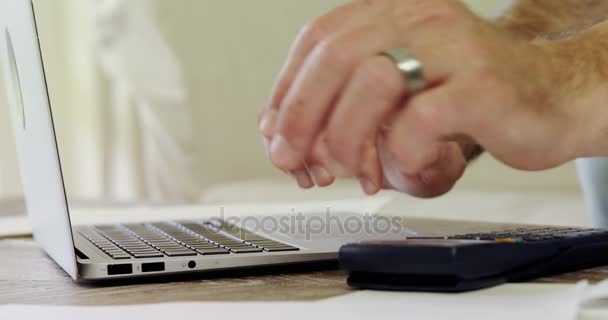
[0,0,580,209]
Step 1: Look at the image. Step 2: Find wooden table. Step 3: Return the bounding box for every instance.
[2,218,607,306]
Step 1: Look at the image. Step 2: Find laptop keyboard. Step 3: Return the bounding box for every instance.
[79,220,299,260]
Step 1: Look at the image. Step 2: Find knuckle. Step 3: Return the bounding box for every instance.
[278,101,310,142]
[389,98,456,167]
[327,126,357,161]
[408,98,443,132]
[406,0,468,29]
[358,59,404,98]
[273,77,290,97]
[308,140,326,163]
[314,38,351,71]
[385,133,411,169]
[300,16,333,44]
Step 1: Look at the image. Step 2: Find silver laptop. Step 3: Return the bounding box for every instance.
[0,0,418,281]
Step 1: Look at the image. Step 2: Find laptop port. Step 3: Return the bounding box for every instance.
[141,262,165,273]
[107,264,133,275]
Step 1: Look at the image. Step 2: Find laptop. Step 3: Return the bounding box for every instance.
[5,0,608,289]
[0,0,422,281]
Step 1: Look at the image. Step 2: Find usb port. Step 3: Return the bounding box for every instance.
[107,264,133,275]
[141,262,165,273]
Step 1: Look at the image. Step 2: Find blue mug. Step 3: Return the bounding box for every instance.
[577,158,608,227]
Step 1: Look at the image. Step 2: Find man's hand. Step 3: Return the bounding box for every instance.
[259,0,605,197]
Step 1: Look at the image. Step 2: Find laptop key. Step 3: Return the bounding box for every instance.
[230,247,264,254]
[155,246,186,251]
[132,252,164,258]
[262,247,300,252]
[191,245,221,250]
[156,247,185,252]
[126,248,158,253]
[250,240,285,245]
[165,251,197,257]
[257,244,293,249]
[121,244,152,248]
[99,245,119,251]
[149,239,182,244]
[217,242,247,248]
[120,244,152,250]
[106,249,126,254]
[190,247,218,252]
[223,243,256,248]
[128,249,160,253]
[195,248,230,255]
[181,241,209,246]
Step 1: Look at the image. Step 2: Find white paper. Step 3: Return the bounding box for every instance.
[3,282,608,320]
[326,282,589,320]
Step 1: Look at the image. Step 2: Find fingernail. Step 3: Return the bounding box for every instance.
[327,157,350,178]
[291,169,314,189]
[359,177,379,195]
[270,135,300,169]
[310,166,332,186]
[259,110,278,138]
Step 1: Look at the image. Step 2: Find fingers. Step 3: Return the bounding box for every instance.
[263,136,314,189]
[385,86,466,175]
[259,1,378,124]
[326,55,405,177]
[305,135,336,187]
[269,19,453,173]
[379,137,467,198]
[405,142,467,198]
[270,23,400,171]
[260,109,278,142]
[262,0,477,193]
[290,168,315,189]
[261,2,375,184]
[377,84,473,198]
[357,139,384,195]
[260,109,309,188]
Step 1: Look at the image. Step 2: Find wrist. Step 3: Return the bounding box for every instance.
[538,25,608,158]
[491,3,608,159]
[493,16,540,41]
[492,3,556,41]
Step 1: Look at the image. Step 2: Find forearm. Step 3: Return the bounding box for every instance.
[489,1,608,158]
[464,1,608,159]
[544,20,608,157]
[495,0,608,39]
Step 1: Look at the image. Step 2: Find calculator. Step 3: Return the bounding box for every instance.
[339,227,608,292]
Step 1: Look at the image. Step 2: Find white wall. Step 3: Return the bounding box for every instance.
[464,0,507,17]
[0,0,581,203]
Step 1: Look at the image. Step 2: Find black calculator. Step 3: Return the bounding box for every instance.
[339,227,608,292]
